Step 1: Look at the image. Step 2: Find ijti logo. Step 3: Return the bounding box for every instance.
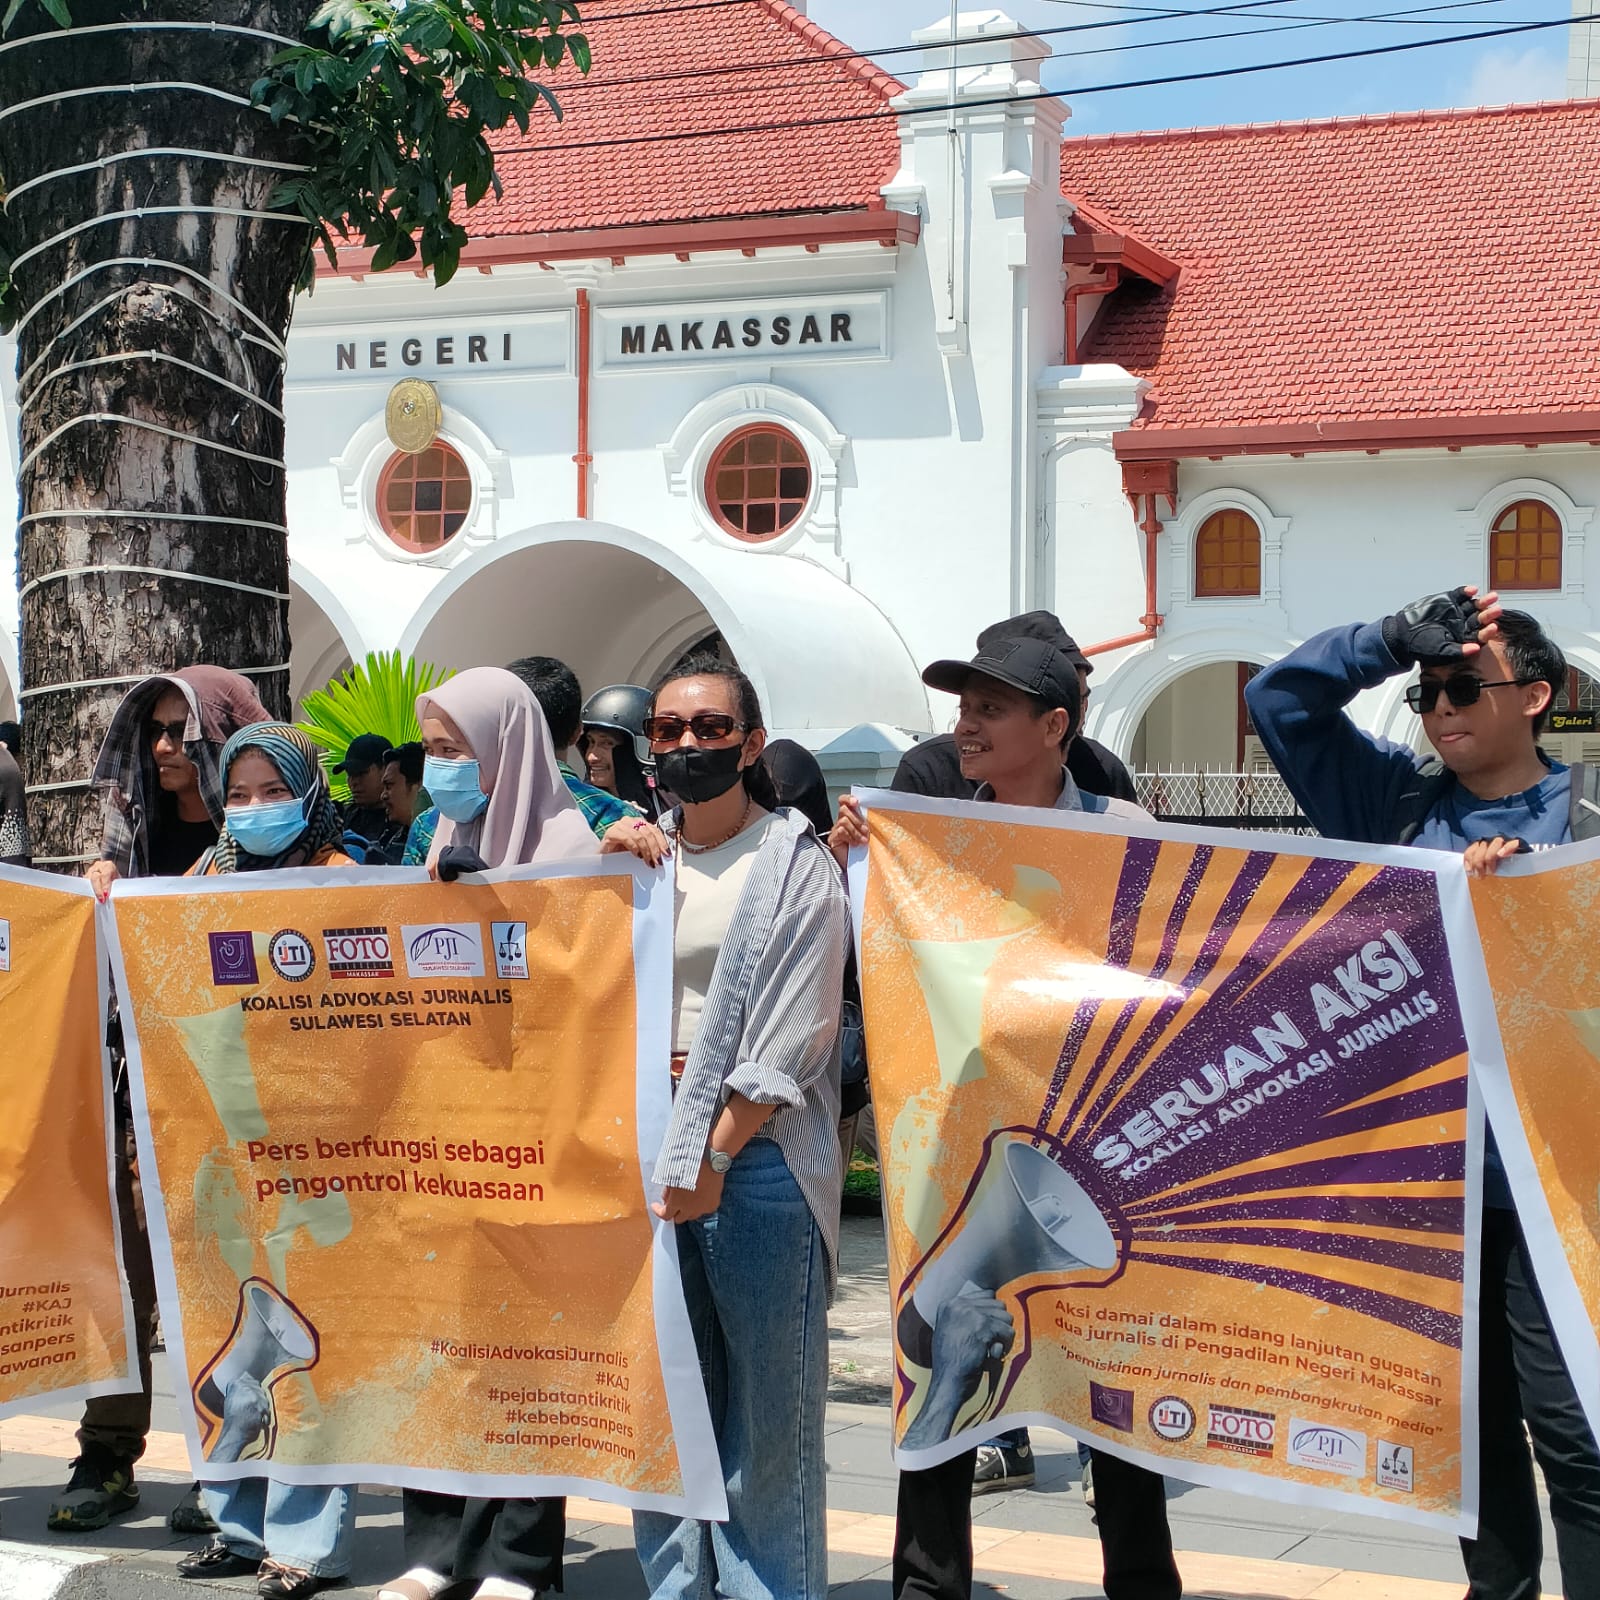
[1287,1419,1366,1477]
[0,916,10,973]
[1148,1397,1195,1443]
[1088,1381,1134,1434]
[1376,1440,1414,1493]
[1206,1405,1276,1457]
[208,931,258,986]
[268,929,316,983]
[323,925,393,979]
[492,921,529,980]
[402,922,485,978]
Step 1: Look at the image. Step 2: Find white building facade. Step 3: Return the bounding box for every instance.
[3,7,1598,801]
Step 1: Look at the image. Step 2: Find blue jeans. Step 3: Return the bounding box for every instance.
[633,1137,828,1600]
[202,1477,354,1578]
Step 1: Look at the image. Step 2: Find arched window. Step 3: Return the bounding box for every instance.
[377,443,473,554]
[704,425,811,542]
[1490,498,1562,591]
[1194,509,1261,598]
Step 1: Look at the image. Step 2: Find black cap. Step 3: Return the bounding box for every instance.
[975,610,1093,676]
[922,637,1082,715]
[333,733,392,774]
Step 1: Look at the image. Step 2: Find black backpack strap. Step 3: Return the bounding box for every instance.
[1568,761,1600,841]
[1391,758,1453,845]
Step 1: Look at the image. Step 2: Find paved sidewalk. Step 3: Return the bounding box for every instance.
[0,1216,1559,1598]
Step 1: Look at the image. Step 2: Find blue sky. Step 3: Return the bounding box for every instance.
[806,0,1579,135]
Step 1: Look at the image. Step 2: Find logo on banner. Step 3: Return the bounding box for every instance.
[1148,1397,1195,1442]
[492,921,529,980]
[268,930,316,982]
[1206,1405,1276,1456]
[1377,1441,1414,1492]
[209,931,258,986]
[324,926,394,978]
[1288,1420,1366,1477]
[0,916,9,972]
[1089,1382,1135,1434]
[402,923,485,978]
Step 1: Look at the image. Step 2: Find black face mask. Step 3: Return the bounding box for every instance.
[657,744,745,804]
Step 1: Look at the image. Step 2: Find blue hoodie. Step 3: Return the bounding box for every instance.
[1245,619,1571,1208]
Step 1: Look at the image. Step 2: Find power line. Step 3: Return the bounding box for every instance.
[560,0,1538,115]
[514,10,1593,152]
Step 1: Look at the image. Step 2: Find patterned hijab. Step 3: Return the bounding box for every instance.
[207,724,344,875]
[92,667,271,877]
[416,667,598,868]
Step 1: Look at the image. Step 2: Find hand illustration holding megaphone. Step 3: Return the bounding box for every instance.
[901,1289,1018,1451]
[211,1372,272,1463]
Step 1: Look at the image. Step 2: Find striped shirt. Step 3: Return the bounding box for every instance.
[654,805,849,1293]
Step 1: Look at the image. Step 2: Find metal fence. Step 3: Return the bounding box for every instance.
[1134,770,1311,834]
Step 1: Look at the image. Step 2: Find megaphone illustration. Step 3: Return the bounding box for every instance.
[192,1278,319,1460]
[898,1134,1122,1369]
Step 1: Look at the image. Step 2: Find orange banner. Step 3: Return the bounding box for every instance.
[852,793,1477,1532]
[1464,843,1600,1445]
[106,861,722,1517]
[0,866,136,1417]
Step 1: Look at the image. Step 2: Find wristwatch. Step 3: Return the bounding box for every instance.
[706,1147,733,1175]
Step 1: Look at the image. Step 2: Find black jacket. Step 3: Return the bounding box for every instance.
[890,730,1137,802]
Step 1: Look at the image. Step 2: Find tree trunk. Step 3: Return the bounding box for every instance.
[0,0,315,865]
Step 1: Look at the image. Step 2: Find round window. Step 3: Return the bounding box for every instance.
[377,443,473,554]
[704,426,811,542]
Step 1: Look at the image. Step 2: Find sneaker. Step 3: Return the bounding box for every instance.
[1082,1457,1096,1508]
[168,1483,218,1535]
[47,1450,140,1531]
[972,1438,1036,1495]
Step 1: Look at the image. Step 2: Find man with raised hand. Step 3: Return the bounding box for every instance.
[1246,585,1600,1600]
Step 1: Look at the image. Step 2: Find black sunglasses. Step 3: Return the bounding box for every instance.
[1404,676,1538,714]
[145,718,189,747]
[642,713,747,745]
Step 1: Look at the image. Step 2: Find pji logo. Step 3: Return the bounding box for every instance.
[1288,1420,1367,1477]
[268,929,316,982]
[402,922,485,978]
[0,916,11,973]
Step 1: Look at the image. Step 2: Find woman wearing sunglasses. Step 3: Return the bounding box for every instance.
[630,655,848,1600]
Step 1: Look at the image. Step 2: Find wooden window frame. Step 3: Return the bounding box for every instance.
[377,444,474,555]
[1489,498,1562,592]
[1194,509,1262,599]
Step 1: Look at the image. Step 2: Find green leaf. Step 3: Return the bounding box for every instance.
[36,0,70,26]
[298,651,454,804]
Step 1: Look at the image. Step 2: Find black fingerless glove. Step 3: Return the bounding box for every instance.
[1380,587,1482,666]
[436,845,488,881]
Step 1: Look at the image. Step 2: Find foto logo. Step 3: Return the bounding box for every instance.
[208,931,258,986]
[323,926,394,978]
[0,916,10,972]
[402,922,485,978]
[492,920,529,980]
[1206,1405,1276,1457]
[1287,1420,1366,1477]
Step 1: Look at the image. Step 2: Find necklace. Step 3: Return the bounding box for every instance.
[679,796,753,854]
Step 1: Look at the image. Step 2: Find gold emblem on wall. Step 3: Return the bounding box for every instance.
[385,379,441,454]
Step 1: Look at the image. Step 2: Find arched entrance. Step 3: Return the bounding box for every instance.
[0,621,17,723]
[400,522,932,754]
[288,566,364,713]
[1129,659,1304,829]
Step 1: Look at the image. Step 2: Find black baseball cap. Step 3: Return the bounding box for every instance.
[333,733,392,774]
[975,610,1093,676]
[922,637,1082,714]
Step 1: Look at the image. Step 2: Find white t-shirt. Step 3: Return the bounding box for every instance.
[672,812,775,1054]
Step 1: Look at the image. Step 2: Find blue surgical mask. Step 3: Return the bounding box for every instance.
[424,755,489,823]
[225,799,308,859]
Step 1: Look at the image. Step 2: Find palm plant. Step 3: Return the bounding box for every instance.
[298,651,453,803]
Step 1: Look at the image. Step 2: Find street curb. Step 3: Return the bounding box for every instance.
[0,1538,106,1600]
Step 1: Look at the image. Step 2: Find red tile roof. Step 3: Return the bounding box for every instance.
[473,0,904,238]
[1062,100,1600,442]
